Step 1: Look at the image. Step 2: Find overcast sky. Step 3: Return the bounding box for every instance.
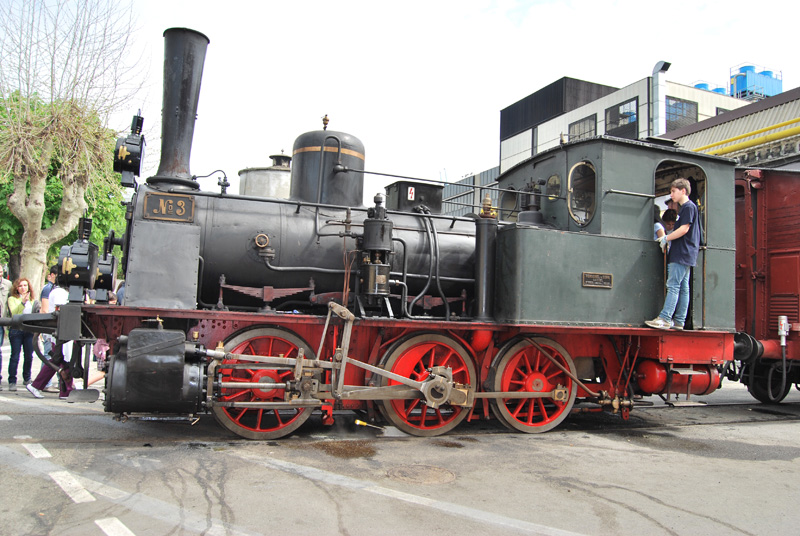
[126,0,796,199]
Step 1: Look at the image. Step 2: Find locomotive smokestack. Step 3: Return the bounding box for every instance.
[147,28,210,189]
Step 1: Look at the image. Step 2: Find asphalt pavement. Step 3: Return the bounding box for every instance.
[2,368,800,535]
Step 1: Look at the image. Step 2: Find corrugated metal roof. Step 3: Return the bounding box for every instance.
[667,86,800,154]
[674,100,800,152]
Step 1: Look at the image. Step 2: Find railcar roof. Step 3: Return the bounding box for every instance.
[736,165,800,176]
[501,135,735,179]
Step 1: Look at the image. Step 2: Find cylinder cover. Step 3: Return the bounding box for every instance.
[106,328,203,414]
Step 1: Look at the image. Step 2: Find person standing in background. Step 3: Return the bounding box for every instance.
[6,278,39,390]
[654,205,666,240]
[38,266,60,391]
[0,265,11,391]
[40,266,57,315]
[116,280,125,305]
[39,266,58,356]
[662,209,678,233]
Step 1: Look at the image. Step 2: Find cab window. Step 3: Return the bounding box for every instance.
[568,161,596,225]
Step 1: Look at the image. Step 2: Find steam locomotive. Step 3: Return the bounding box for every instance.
[6,28,799,439]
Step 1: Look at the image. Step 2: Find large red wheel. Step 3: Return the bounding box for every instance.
[489,337,576,433]
[212,327,315,439]
[378,333,476,437]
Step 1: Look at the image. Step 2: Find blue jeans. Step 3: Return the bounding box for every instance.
[8,329,34,385]
[0,327,4,382]
[659,263,691,326]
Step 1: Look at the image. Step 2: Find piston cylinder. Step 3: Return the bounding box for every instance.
[106,328,203,414]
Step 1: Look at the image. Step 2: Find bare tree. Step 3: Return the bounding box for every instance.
[0,0,141,292]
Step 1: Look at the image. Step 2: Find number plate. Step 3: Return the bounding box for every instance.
[582,272,613,288]
[143,193,195,222]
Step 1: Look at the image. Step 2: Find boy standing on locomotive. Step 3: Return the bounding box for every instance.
[646,178,701,331]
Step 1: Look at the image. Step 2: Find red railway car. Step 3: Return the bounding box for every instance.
[734,167,800,401]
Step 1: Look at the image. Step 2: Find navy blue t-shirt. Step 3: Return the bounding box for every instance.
[668,199,701,267]
[41,281,54,300]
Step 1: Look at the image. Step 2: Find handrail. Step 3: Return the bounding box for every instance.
[605,189,655,199]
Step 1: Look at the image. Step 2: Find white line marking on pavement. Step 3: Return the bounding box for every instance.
[22,443,51,458]
[14,435,32,439]
[0,415,11,420]
[50,470,96,503]
[234,452,588,536]
[75,476,252,536]
[0,445,258,536]
[95,517,136,536]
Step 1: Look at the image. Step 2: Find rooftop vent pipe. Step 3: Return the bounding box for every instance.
[651,60,671,137]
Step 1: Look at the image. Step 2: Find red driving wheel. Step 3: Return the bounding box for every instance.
[489,337,576,433]
[378,333,476,437]
[212,327,314,439]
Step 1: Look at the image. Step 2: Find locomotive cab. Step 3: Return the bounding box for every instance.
[493,136,736,330]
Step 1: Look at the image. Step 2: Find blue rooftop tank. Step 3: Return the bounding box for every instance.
[731,65,782,99]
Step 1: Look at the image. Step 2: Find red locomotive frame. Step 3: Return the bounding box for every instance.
[83,304,734,439]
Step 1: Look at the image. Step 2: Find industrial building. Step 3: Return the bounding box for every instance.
[443,63,788,216]
[663,85,800,170]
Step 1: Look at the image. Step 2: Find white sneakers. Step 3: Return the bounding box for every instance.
[645,317,686,330]
[26,384,44,399]
[645,317,672,330]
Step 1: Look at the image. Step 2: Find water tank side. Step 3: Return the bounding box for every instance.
[238,167,291,198]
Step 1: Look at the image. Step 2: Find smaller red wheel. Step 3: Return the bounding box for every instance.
[212,327,314,440]
[489,337,576,433]
[378,333,476,437]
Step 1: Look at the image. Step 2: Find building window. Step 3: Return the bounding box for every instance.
[716,107,729,116]
[442,193,473,216]
[605,98,638,139]
[568,114,596,141]
[665,96,698,131]
[443,178,475,217]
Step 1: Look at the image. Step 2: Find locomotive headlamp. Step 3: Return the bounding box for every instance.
[57,217,99,302]
[114,113,146,188]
